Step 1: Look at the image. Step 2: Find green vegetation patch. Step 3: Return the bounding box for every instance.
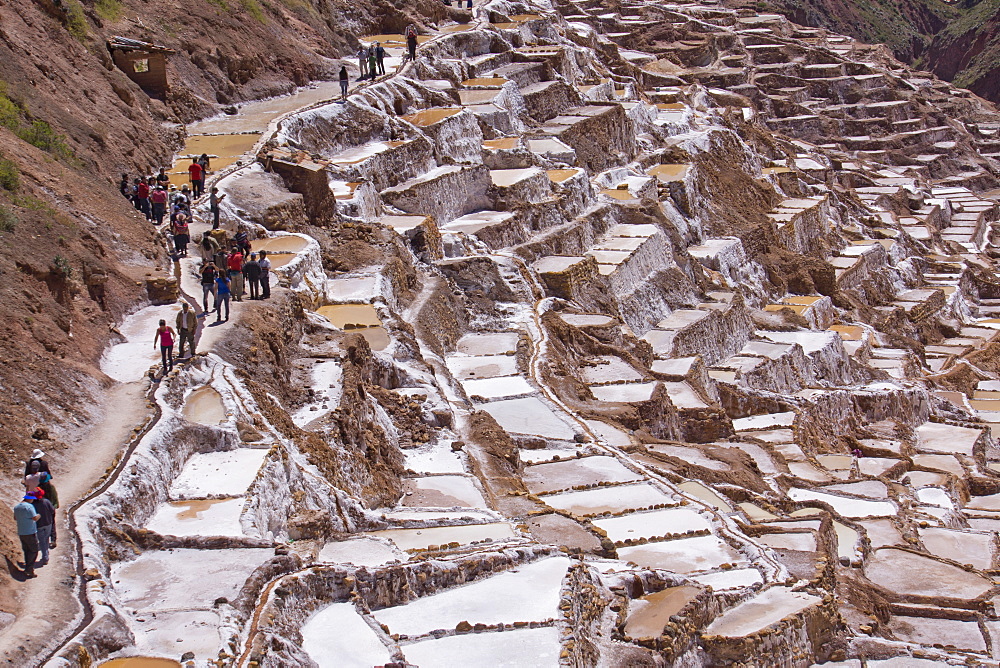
[95,0,124,22]
[241,0,266,22]
[0,84,75,161]
[65,0,89,41]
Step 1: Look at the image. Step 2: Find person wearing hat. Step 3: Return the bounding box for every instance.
[24,448,49,477]
[13,492,40,578]
[29,488,55,566]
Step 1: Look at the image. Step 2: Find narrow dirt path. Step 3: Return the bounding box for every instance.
[0,381,150,666]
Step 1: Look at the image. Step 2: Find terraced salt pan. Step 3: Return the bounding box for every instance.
[302,602,392,668]
[732,412,795,431]
[541,483,674,516]
[584,419,632,446]
[403,626,561,667]
[561,313,615,327]
[619,535,742,572]
[864,548,992,600]
[461,375,534,399]
[705,587,820,638]
[788,488,895,518]
[625,585,702,638]
[678,481,733,511]
[401,475,486,508]
[833,521,860,560]
[916,487,952,508]
[915,421,982,456]
[456,332,520,355]
[403,443,464,474]
[101,304,185,382]
[692,568,763,590]
[317,537,405,567]
[182,386,227,426]
[524,456,643,494]
[367,523,517,551]
[580,356,643,384]
[518,446,580,463]
[169,449,269,499]
[594,507,711,542]
[145,498,245,537]
[111,548,274,611]
[889,615,987,652]
[372,557,570,635]
[918,527,994,570]
[446,354,519,379]
[481,397,576,440]
[590,383,658,403]
[758,532,816,551]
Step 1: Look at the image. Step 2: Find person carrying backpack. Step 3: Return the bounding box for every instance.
[172,213,190,257]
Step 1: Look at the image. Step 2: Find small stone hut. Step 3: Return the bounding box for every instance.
[107,36,175,98]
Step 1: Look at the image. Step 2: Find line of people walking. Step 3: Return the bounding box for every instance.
[13,449,58,579]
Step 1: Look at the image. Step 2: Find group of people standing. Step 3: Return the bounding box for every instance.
[356,42,386,81]
[13,449,58,579]
[120,154,211,225]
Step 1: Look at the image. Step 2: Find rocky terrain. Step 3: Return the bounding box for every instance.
[8,0,1000,666]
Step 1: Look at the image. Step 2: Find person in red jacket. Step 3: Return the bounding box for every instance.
[227,247,245,302]
[135,178,152,221]
[150,186,168,225]
[188,159,204,198]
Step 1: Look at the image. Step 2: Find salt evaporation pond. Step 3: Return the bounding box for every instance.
[367,522,517,551]
[401,475,487,508]
[461,375,534,399]
[481,397,576,440]
[584,419,632,446]
[403,626,561,667]
[788,488,895,518]
[182,386,226,426]
[145,497,245,537]
[705,587,820,638]
[541,483,673,516]
[101,304,183,382]
[524,456,642,494]
[169,449,269,498]
[618,535,742,572]
[678,481,733,512]
[301,602,392,668]
[692,568,763,590]
[446,354,519,378]
[372,556,569,635]
[317,537,405,567]
[864,547,992,600]
[111,548,274,611]
[404,443,465,474]
[594,507,712,542]
[99,659,182,668]
[315,304,389,350]
[625,585,702,638]
[456,332,520,355]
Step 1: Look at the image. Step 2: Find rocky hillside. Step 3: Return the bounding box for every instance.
[921,0,1000,102]
[746,0,1000,104]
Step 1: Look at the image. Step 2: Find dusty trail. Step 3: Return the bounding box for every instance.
[0,382,150,666]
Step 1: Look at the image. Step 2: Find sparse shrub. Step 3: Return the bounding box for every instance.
[17,121,74,160]
[0,158,20,191]
[52,255,73,278]
[206,0,230,9]
[95,0,123,21]
[0,206,17,233]
[241,0,266,22]
[65,0,89,40]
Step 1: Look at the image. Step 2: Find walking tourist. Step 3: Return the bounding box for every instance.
[176,302,198,358]
[13,493,39,578]
[29,489,55,567]
[153,319,175,373]
[188,159,204,198]
[200,261,219,313]
[209,187,226,229]
[216,272,232,322]
[243,252,262,300]
[339,66,349,101]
